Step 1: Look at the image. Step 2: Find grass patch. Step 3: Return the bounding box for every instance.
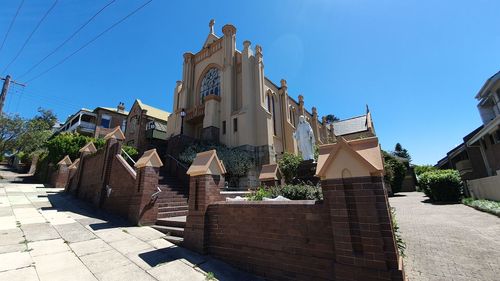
[462,198,500,217]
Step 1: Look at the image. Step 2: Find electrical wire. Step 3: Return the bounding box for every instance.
[17,0,116,80]
[0,0,25,56]
[2,0,58,74]
[25,0,153,84]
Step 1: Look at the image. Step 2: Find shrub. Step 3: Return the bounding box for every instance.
[383,151,407,194]
[414,165,437,177]
[247,184,323,201]
[45,133,105,164]
[246,187,272,201]
[390,207,406,257]
[179,142,253,178]
[278,152,302,184]
[121,145,138,160]
[419,169,462,202]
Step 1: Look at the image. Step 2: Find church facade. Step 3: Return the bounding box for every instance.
[165,20,375,171]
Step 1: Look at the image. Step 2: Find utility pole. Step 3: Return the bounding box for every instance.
[0,75,25,115]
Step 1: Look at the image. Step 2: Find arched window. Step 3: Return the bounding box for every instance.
[200,68,220,102]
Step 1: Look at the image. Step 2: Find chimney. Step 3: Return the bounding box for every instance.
[117,102,125,113]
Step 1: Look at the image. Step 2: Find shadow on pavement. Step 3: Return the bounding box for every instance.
[420,198,460,205]
[139,247,258,281]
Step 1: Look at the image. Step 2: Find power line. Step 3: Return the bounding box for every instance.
[1,0,58,74]
[25,0,153,84]
[0,0,25,56]
[17,0,116,80]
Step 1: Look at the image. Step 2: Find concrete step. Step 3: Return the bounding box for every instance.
[158,201,187,208]
[156,217,186,228]
[157,192,188,199]
[151,225,184,237]
[158,206,188,212]
[157,197,188,203]
[157,210,188,218]
[164,235,183,245]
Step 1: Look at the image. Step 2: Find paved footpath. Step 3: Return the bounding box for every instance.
[0,165,257,281]
[390,192,500,281]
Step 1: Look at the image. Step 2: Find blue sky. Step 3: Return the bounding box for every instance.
[1,0,499,165]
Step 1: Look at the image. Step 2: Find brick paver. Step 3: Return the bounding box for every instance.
[390,192,500,281]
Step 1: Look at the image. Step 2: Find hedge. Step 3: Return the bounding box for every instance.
[247,184,323,201]
[419,169,462,202]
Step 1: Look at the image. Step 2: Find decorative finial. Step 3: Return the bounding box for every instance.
[209,19,215,34]
[366,104,370,114]
[312,107,317,115]
[298,95,304,103]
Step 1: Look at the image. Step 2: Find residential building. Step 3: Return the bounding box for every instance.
[437,71,500,200]
[124,99,170,155]
[57,102,128,138]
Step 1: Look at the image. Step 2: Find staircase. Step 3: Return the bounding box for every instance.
[151,174,188,245]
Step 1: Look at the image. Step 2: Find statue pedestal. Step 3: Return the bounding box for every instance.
[293,159,319,185]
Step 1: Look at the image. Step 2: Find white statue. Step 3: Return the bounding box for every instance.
[293,115,315,161]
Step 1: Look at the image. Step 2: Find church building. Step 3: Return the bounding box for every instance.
[165,20,375,169]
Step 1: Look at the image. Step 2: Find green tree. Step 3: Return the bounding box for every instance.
[383,150,407,194]
[325,114,339,123]
[393,143,411,162]
[0,114,24,155]
[16,108,58,154]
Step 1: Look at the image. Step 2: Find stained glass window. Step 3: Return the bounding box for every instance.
[200,68,220,102]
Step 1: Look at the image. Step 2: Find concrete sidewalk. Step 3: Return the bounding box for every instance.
[0,166,257,281]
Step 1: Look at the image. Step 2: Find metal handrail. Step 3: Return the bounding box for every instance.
[151,186,162,199]
[166,153,188,170]
[121,149,136,164]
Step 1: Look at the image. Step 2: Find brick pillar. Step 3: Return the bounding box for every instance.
[183,174,224,254]
[54,155,72,189]
[54,163,71,188]
[316,138,404,281]
[322,177,403,281]
[128,149,163,225]
[183,149,227,254]
[72,142,97,195]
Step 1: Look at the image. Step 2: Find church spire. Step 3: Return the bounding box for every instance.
[209,19,215,34]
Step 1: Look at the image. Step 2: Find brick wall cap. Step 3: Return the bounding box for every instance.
[258,163,282,180]
[57,155,72,166]
[135,149,163,168]
[68,158,80,169]
[186,149,226,176]
[316,136,383,178]
[214,199,317,205]
[103,126,125,141]
[79,142,97,153]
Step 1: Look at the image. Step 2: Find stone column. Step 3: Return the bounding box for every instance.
[311,107,322,145]
[128,149,163,225]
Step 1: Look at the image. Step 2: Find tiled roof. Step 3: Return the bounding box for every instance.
[136,100,170,122]
[332,115,368,136]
